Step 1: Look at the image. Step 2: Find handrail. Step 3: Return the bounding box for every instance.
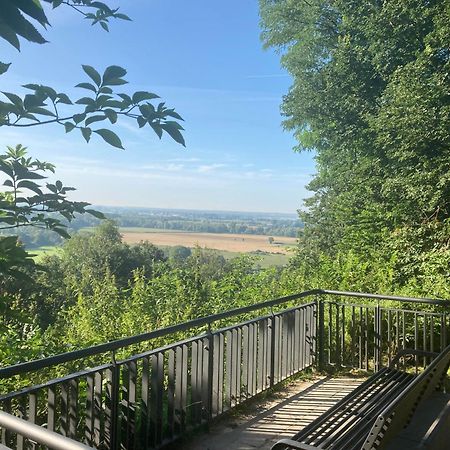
[0,410,94,450]
[321,290,450,306]
[0,289,448,379]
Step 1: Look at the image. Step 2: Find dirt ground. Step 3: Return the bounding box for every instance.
[121,231,297,254]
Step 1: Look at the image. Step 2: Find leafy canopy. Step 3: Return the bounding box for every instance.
[0,0,186,148]
[260,0,450,274]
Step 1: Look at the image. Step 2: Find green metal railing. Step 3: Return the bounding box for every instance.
[0,290,449,449]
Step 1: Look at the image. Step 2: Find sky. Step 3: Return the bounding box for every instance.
[0,0,316,214]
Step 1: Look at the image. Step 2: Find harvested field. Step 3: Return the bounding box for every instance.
[121,230,297,254]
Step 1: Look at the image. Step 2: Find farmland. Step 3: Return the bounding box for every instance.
[120,228,297,254]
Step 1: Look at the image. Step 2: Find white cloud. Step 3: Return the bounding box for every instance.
[197,163,227,173]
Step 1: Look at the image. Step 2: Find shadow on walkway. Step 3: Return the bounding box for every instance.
[182,376,364,450]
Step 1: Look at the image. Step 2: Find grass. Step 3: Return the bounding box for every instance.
[30,245,61,261]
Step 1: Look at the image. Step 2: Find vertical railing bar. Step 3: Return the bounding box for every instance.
[47,385,56,431]
[231,329,238,408]
[414,312,419,374]
[328,303,332,365]
[317,298,324,371]
[93,372,102,448]
[85,374,94,446]
[236,327,242,404]
[218,334,224,414]
[365,307,369,370]
[242,325,249,401]
[68,378,78,440]
[225,330,232,410]
[128,360,137,449]
[211,335,220,418]
[269,314,276,388]
[423,314,427,368]
[16,396,27,450]
[387,310,392,365]
[173,348,181,437]
[28,392,37,450]
[252,322,258,393]
[293,309,299,372]
[60,382,68,438]
[341,305,345,367]
[257,319,265,392]
[167,348,175,441]
[351,305,355,368]
[430,316,434,354]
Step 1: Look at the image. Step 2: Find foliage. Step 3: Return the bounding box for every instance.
[260,0,450,272]
[0,1,185,148]
[0,144,103,237]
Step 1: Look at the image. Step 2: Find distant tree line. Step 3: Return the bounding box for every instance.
[1,210,303,249]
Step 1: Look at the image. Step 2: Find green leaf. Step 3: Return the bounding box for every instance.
[0,23,21,50]
[56,93,72,105]
[150,123,163,139]
[64,122,76,133]
[115,13,132,21]
[15,0,49,26]
[85,114,106,126]
[16,180,43,195]
[23,94,45,109]
[86,209,106,219]
[0,62,11,75]
[75,82,97,92]
[82,65,101,87]
[103,65,127,83]
[2,92,23,107]
[27,106,56,117]
[137,116,146,128]
[75,97,95,106]
[100,21,109,32]
[165,109,184,121]
[53,227,71,239]
[103,78,128,86]
[73,113,86,124]
[104,109,117,124]
[81,127,92,143]
[132,91,160,103]
[93,128,124,149]
[161,123,186,146]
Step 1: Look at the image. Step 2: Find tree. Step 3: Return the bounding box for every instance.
[0,0,185,148]
[0,1,185,345]
[260,0,450,276]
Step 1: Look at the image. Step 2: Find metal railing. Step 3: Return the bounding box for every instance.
[0,290,449,449]
[0,411,94,449]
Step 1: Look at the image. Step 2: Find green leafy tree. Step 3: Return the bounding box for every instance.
[260,0,450,280]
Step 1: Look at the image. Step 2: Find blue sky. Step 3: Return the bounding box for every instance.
[0,0,316,213]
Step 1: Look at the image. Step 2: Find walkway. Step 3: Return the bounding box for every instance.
[182,376,364,450]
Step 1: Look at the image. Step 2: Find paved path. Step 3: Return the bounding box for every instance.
[182,376,364,450]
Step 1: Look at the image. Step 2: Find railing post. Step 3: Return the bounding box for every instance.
[374,302,381,372]
[269,310,276,388]
[317,296,325,371]
[206,324,214,422]
[108,352,120,450]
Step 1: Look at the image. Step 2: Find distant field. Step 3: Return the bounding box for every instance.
[31,245,61,261]
[120,229,297,254]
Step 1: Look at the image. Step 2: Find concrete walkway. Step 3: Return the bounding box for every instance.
[182,376,364,450]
